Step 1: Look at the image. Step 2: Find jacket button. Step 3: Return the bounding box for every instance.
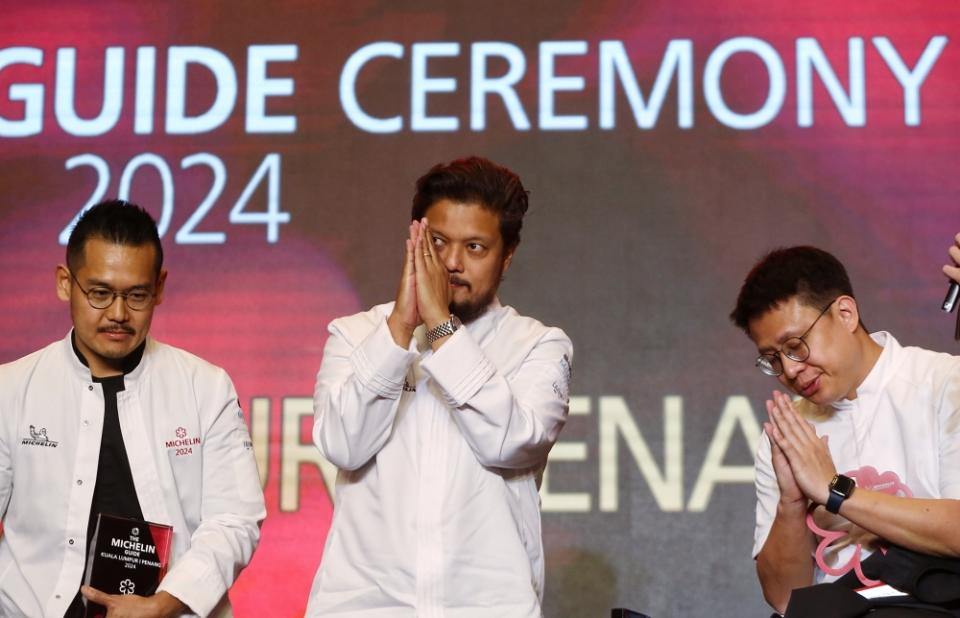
[88,385,93,391]
[76,479,83,485]
[68,539,74,545]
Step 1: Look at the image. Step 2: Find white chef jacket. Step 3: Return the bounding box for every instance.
[307,300,573,618]
[753,332,960,582]
[0,333,266,617]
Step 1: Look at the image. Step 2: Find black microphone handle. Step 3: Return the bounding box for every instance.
[943,280,960,313]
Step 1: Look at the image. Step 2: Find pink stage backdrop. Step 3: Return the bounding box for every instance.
[1,2,958,615]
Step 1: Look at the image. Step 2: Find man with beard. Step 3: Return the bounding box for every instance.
[0,200,265,617]
[306,157,573,617]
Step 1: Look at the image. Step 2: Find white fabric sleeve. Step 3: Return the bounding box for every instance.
[753,431,780,559]
[0,381,11,520]
[157,369,266,617]
[420,326,573,469]
[938,363,960,498]
[313,316,416,471]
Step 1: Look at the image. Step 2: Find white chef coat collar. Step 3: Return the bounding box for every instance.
[62,330,152,384]
[832,330,897,410]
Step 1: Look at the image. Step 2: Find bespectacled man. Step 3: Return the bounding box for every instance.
[0,200,265,617]
[731,245,960,616]
[305,156,573,617]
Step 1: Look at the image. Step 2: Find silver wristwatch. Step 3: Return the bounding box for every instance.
[426,314,462,344]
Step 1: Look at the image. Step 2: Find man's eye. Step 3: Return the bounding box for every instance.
[89,289,113,301]
[128,292,150,303]
[432,236,444,247]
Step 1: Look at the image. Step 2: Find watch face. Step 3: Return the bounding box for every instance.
[831,474,856,496]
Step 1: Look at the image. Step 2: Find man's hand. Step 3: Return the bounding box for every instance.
[766,390,837,506]
[387,221,422,348]
[414,218,452,330]
[764,398,805,509]
[945,232,960,284]
[80,586,187,618]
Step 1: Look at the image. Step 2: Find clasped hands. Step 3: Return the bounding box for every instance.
[387,218,453,349]
[764,391,838,509]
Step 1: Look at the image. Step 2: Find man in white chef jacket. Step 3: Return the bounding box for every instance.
[731,245,960,615]
[0,200,265,617]
[307,156,573,617]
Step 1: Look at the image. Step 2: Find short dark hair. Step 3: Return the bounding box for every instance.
[66,199,164,276]
[411,156,529,251]
[730,246,856,333]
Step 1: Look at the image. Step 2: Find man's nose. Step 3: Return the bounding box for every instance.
[104,294,130,321]
[780,354,805,380]
[443,245,464,272]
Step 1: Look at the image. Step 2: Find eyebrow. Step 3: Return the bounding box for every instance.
[84,278,153,291]
[432,230,495,244]
[756,326,805,354]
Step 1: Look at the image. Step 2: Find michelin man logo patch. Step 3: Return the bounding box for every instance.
[21,424,58,447]
[552,354,572,401]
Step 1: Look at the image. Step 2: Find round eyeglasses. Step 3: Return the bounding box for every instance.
[756,299,836,377]
[70,271,156,311]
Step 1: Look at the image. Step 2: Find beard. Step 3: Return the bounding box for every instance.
[449,286,497,324]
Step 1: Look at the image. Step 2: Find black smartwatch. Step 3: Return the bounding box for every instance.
[825,474,855,514]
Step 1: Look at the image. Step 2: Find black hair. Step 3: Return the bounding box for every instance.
[66,199,163,276]
[411,156,529,251]
[730,246,856,333]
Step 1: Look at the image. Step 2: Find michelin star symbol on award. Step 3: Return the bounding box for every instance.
[119,578,136,595]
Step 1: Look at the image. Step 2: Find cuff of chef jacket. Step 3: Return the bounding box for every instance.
[157,559,224,618]
[350,318,417,399]
[420,328,496,408]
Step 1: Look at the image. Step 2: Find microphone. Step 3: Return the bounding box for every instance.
[944,280,960,342]
[944,280,960,313]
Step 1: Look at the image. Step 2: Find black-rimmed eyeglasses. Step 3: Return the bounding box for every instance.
[756,299,836,377]
[70,271,156,311]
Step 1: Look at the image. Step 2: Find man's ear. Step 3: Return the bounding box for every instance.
[834,295,860,333]
[154,269,168,306]
[502,246,516,275]
[55,265,72,302]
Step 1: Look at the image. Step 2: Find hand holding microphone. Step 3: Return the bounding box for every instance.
[944,232,960,311]
[943,233,960,340]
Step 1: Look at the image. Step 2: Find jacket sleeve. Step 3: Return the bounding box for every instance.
[938,361,960,499]
[419,325,573,469]
[157,369,266,617]
[0,379,11,520]
[313,315,416,470]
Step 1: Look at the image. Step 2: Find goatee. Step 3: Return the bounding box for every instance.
[450,288,496,324]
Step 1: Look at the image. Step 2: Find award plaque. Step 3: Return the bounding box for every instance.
[83,514,173,618]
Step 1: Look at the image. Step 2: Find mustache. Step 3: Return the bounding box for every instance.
[98,326,135,335]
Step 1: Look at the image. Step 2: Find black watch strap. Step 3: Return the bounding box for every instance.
[825,490,845,514]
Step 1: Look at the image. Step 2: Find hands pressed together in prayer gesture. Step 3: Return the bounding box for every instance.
[387,218,452,348]
[764,391,837,508]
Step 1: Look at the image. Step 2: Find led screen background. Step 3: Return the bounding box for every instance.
[1,1,958,615]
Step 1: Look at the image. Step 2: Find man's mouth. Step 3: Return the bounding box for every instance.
[99,327,135,338]
[798,376,820,397]
[449,277,469,289]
